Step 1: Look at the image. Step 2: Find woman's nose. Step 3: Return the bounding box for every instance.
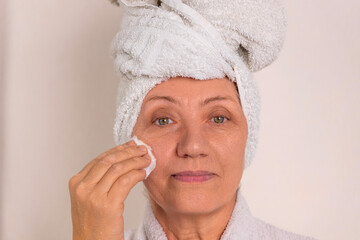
[176,122,209,159]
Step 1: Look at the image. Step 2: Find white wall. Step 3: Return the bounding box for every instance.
[1,0,359,239]
[0,0,7,237]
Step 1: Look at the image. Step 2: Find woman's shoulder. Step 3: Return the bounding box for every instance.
[252,217,317,240]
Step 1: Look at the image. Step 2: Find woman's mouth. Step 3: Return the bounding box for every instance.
[171,171,215,183]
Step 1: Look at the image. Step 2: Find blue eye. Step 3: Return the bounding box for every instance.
[212,116,227,124]
[155,117,172,126]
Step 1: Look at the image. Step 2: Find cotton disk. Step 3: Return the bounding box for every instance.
[130,135,156,179]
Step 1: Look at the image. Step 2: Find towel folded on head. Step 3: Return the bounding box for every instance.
[110,0,287,169]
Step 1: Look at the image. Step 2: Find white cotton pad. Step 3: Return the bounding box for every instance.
[130,135,156,179]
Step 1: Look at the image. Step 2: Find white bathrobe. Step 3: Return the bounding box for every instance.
[124,188,317,240]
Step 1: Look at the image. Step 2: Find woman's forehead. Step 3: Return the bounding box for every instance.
[143,77,241,107]
[145,77,239,100]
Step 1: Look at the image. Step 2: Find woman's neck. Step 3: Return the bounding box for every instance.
[149,194,237,240]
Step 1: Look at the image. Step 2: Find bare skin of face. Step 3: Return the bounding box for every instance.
[132,76,248,240]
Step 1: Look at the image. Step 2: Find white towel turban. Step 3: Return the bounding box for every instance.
[110,0,287,169]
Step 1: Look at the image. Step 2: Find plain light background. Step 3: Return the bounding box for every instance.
[1,0,359,239]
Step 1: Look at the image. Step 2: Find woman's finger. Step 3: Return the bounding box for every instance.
[93,155,151,195]
[81,145,148,186]
[107,169,147,204]
[75,141,135,179]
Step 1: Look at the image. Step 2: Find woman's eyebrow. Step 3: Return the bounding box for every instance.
[201,96,239,107]
[144,95,238,106]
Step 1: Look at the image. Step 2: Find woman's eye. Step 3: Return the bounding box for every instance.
[154,115,228,126]
[212,115,228,124]
[155,117,172,126]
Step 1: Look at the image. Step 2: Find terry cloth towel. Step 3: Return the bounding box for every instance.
[124,188,317,240]
[111,0,287,169]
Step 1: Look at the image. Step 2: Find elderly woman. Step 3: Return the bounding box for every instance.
[69,0,316,239]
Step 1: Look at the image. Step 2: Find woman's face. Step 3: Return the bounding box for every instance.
[132,77,248,215]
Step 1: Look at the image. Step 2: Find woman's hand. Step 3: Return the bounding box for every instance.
[68,140,150,240]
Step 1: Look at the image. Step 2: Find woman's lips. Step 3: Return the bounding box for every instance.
[171,171,215,183]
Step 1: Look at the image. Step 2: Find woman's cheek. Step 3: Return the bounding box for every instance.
[144,125,178,140]
[147,141,172,175]
[143,147,170,194]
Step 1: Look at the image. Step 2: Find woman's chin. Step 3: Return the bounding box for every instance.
[145,175,231,215]
[164,188,224,216]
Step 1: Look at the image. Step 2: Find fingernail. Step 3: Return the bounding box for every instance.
[142,154,150,161]
[139,145,147,152]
